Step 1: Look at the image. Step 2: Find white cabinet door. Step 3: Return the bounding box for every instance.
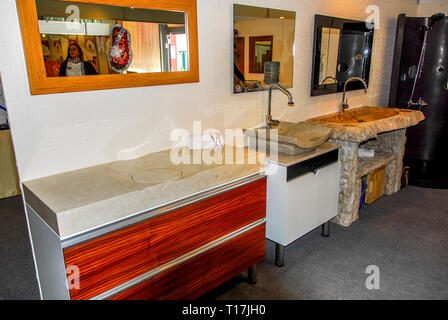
[266,149,340,247]
[284,172,316,246]
[314,161,340,226]
[266,164,287,244]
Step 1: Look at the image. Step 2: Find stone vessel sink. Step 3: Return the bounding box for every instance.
[244,121,333,155]
[306,106,425,143]
[321,107,399,124]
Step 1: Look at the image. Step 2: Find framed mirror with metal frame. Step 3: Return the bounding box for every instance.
[16,0,199,95]
[310,14,374,96]
[233,4,295,94]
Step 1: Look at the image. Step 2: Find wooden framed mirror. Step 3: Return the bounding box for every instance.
[16,0,199,95]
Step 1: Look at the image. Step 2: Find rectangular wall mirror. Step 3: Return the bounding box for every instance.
[310,15,374,96]
[233,4,295,94]
[17,0,199,94]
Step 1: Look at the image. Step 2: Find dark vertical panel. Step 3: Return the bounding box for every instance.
[388,14,407,107]
[392,16,448,188]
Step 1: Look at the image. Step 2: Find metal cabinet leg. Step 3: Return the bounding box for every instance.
[247,265,257,284]
[321,222,330,237]
[275,243,285,267]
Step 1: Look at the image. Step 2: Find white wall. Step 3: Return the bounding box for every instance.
[0,0,418,182]
[417,0,448,16]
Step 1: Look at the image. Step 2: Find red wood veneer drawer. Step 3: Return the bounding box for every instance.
[109,224,266,300]
[64,177,266,300]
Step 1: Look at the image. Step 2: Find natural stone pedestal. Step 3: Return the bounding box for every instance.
[306,107,424,227]
[330,129,407,227]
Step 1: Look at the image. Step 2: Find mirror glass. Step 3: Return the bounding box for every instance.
[233,4,295,94]
[36,0,189,77]
[311,15,374,96]
[249,36,273,73]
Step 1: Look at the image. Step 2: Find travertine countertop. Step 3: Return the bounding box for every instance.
[306,107,425,142]
[23,142,340,240]
[23,147,266,239]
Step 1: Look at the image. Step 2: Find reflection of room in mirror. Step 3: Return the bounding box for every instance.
[40,33,106,76]
[167,32,188,72]
[311,15,374,96]
[337,30,371,83]
[249,36,273,74]
[233,4,295,93]
[36,0,189,77]
[319,28,340,84]
[234,37,245,75]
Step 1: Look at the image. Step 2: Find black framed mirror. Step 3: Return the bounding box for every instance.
[310,15,374,96]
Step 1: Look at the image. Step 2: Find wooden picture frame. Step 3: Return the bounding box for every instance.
[16,0,199,95]
[248,35,273,74]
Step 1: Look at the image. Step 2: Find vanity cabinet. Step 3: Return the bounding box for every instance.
[26,176,266,300]
[266,149,340,265]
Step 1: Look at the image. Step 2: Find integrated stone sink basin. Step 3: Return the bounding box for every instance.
[131,168,182,184]
[105,147,262,187]
[317,107,399,124]
[106,153,220,186]
[306,106,425,143]
[22,147,265,239]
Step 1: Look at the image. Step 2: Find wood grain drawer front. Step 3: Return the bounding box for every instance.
[109,224,266,300]
[63,177,266,300]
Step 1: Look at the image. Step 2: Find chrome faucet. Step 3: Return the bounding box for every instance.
[263,62,294,129]
[266,83,294,129]
[340,77,368,114]
[246,81,262,91]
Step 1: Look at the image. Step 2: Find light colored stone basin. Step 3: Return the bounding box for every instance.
[244,121,333,155]
[22,147,265,239]
[320,107,399,124]
[131,168,182,185]
[106,154,211,185]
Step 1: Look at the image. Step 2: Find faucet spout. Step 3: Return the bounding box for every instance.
[340,77,368,114]
[266,83,295,129]
[266,86,279,129]
[273,83,294,106]
[263,61,295,129]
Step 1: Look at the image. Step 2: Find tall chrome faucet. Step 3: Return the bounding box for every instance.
[266,83,294,128]
[264,62,294,129]
[340,77,368,114]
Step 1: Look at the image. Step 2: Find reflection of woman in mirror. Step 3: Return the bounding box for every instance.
[59,43,97,77]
